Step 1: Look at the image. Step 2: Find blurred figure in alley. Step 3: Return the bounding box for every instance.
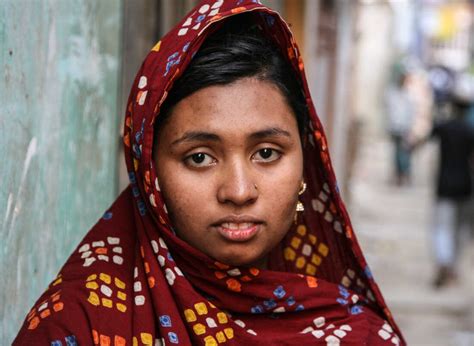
[385,65,416,186]
[351,0,474,343]
[413,72,474,288]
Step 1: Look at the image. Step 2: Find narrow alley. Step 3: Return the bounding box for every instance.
[348,134,474,346]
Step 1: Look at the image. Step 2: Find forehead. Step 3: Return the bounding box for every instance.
[162,78,298,137]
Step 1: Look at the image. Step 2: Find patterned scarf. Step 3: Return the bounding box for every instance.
[15,1,405,345]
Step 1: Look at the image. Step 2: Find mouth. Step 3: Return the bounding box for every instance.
[211,216,263,242]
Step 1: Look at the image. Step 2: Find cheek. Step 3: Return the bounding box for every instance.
[161,187,202,240]
[269,186,298,220]
[262,187,298,222]
[271,153,303,192]
[264,156,302,221]
[157,167,212,233]
[167,202,196,237]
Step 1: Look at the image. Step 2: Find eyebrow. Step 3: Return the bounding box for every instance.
[171,127,292,146]
[249,127,292,141]
[171,131,221,146]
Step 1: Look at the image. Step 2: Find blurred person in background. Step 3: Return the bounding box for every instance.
[413,72,474,288]
[385,66,416,186]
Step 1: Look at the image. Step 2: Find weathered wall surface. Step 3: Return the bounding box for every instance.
[0,1,122,343]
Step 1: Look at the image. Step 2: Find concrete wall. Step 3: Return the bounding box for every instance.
[0,1,122,343]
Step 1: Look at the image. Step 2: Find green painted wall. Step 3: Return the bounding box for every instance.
[0,1,123,343]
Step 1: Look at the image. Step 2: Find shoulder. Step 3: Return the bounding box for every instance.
[15,260,136,345]
[14,188,137,345]
[13,278,93,345]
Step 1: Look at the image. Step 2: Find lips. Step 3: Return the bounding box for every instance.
[211,216,263,242]
[221,222,254,230]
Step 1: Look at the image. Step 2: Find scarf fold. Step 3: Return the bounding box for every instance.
[14,1,405,345]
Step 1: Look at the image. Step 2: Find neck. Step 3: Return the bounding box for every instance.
[250,256,268,270]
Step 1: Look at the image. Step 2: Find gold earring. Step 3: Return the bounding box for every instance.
[294,181,306,223]
[296,181,306,212]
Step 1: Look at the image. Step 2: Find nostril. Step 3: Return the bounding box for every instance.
[217,181,259,206]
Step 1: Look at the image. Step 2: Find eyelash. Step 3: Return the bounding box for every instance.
[252,148,282,163]
[184,148,282,168]
[184,152,216,168]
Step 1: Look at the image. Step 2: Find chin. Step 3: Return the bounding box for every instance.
[213,250,266,268]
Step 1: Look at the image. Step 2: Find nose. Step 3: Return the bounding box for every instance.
[216,161,258,206]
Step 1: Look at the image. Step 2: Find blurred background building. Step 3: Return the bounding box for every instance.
[1,0,473,344]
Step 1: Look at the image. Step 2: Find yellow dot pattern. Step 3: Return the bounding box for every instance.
[100,273,111,284]
[115,277,126,289]
[184,301,234,344]
[290,237,301,250]
[88,292,100,306]
[140,332,153,345]
[204,335,218,346]
[216,331,226,343]
[86,281,99,290]
[311,254,322,266]
[184,309,197,322]
[284,225,329,275]
[306,263,317,276]
[284,247,296,261]
[297,225,307,236]
[85,272,128,313]
[296,256,306,269]
[50,274,63,287]
[193,323,206,335]
[224,328,234,339]
[195,302,208,315]
[151,40,161,52]
[117,303,127,312]
[216,312,228,324]
[102,298,113,308]
[318,243,329,257]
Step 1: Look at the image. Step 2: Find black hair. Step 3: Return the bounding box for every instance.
[154,14,308,140]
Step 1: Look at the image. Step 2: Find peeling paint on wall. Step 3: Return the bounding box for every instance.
[4,137,37,240]
[0,1,123,343]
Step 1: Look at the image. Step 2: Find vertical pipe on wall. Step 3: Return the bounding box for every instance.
[331,0,356,196]
[303,0,321,114]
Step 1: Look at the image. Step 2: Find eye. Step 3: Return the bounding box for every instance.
[184,152,216,168]
[252,148,282,163]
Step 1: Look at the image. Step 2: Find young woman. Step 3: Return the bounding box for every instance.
[14,1,404,345]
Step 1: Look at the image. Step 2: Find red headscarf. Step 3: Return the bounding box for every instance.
[15,1,404,345]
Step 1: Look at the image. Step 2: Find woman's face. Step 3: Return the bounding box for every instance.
[154,78,303,268]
